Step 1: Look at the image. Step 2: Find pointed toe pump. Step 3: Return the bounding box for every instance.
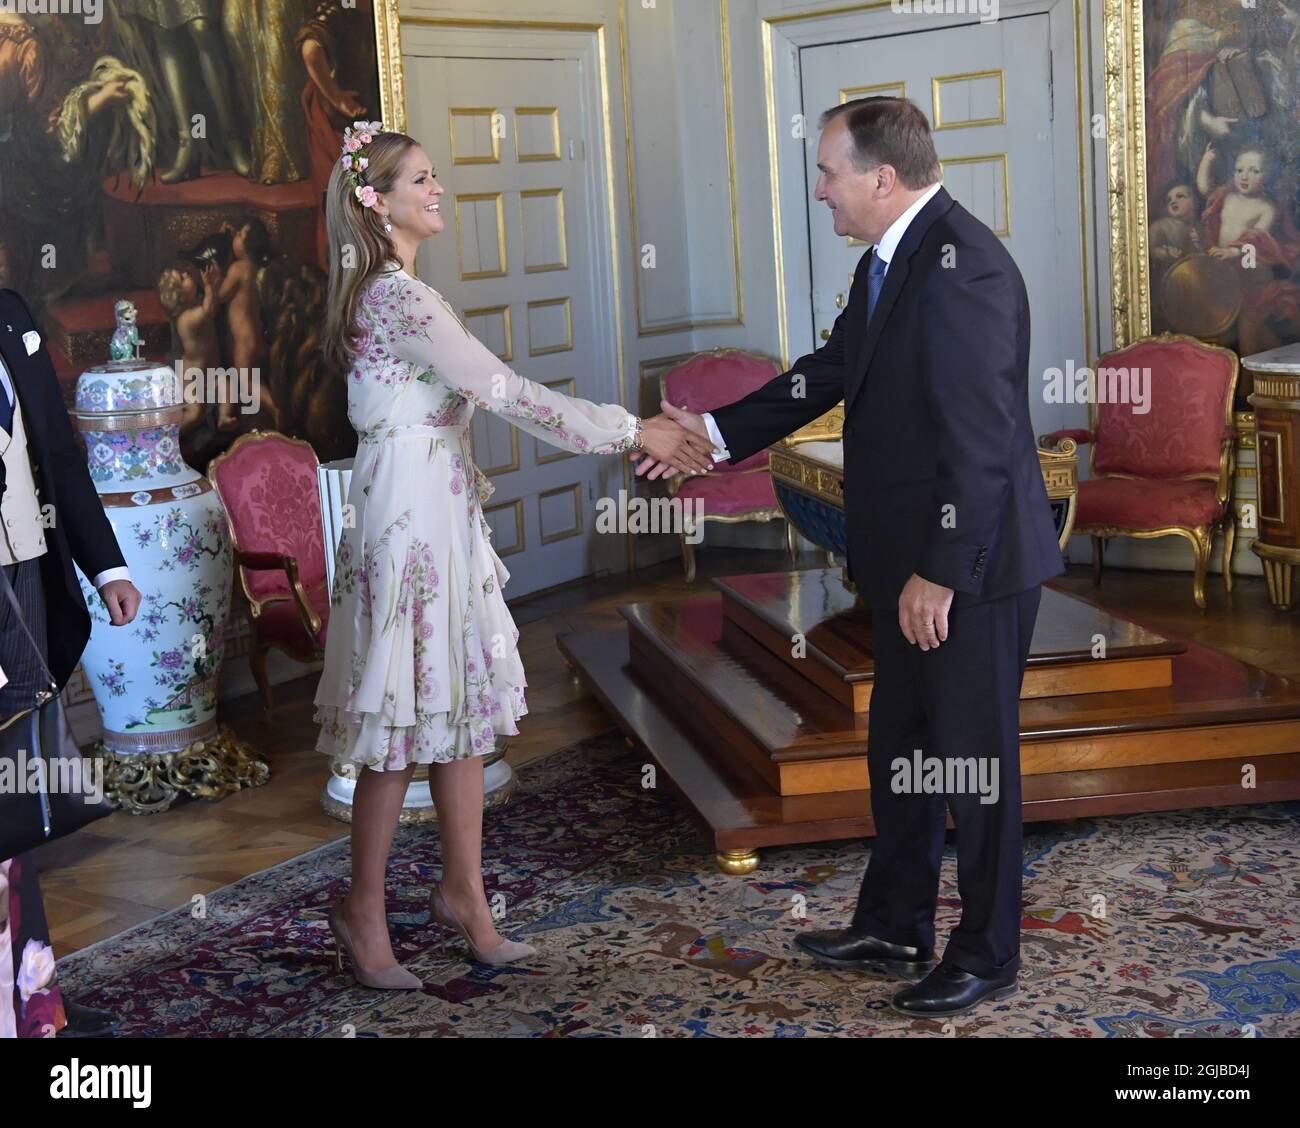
[429,884,538,966]
[328,899,424,990]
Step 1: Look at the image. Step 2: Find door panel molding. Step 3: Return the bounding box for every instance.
[402,16,633,594]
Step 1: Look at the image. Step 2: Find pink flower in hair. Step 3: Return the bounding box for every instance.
[344,134,362,153]
[356,185,378,208]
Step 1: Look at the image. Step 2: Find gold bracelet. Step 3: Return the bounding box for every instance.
[631,415,644,450]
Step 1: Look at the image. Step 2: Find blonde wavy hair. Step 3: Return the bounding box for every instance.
[322,130,420,373]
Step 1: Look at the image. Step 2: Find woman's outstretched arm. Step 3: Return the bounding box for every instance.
[385,274,714,471]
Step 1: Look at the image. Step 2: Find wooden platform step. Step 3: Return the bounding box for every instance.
[621,591,1300,797]
[559,626,1300,870]
[716,570,1181,712]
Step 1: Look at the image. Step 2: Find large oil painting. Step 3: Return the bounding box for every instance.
[1133,1,1300,377]
[0,0,399,467]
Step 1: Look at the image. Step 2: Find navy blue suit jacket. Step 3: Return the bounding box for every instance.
[0,289,127,690]
[710,187,1063,607]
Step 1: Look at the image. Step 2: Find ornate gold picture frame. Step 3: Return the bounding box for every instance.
[1104,0,1152,350]
[1105,1,1300,360]
[375,0,408,134]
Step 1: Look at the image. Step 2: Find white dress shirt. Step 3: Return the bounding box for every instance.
[701,181,943,460]
[0,356,132,592]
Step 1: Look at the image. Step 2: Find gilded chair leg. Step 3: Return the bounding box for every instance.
[785,520,799,564]
[1091,536,1106,585]
[1191,528,1211,610]
[250,640,274,712]
[1222,517,1236,593]
[679,531,696,585]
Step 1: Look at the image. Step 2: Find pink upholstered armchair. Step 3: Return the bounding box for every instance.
[1042,332,1239,609]
[661,348,796,582]
[209,430,330,709]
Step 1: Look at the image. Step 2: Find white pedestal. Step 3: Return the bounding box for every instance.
[320,745,517,824]
[318,458,355,595]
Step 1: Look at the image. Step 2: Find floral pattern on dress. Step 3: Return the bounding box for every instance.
[1,856,65,1039]
[314,264,640,772]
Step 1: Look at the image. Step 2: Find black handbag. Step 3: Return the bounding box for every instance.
[0,565,113,859]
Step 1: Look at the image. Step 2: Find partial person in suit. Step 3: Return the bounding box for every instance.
[634,97,1063,1016]
[0,288,143,1037]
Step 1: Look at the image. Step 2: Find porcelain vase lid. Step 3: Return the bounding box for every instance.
[75,358,180,416]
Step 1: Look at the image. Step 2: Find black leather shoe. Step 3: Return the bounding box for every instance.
[890,960,1018,1017]
[794,928,935,976]
[57,1000,121,1038]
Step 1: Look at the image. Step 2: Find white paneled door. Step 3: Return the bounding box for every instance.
[800,15,1064,438]
[405,52,621,599]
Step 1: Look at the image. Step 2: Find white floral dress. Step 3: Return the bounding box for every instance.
[314,265,639,772]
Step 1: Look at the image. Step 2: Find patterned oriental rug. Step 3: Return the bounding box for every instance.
[59,732,1300,1037]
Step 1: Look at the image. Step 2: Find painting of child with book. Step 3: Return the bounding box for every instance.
[1142,0,1300,378]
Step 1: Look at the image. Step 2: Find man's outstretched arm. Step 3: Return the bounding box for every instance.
[632,306,851,479]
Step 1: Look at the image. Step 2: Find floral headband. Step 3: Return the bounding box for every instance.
[341,121,385,209]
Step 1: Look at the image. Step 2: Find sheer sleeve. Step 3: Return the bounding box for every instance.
[385,274,640,455]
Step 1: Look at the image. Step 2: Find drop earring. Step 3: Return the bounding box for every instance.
[383,218,393,233]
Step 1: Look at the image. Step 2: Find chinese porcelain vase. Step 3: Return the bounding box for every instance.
[73,359,233,759]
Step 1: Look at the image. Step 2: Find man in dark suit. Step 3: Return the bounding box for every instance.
[635,97,1063,1015]
[0,287,142,1036]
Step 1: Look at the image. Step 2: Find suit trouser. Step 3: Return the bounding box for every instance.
[850,584,1040,979]
[0,557,50,718]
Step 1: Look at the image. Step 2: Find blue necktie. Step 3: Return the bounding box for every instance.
[866,249,888,322]
[0,366,12,436]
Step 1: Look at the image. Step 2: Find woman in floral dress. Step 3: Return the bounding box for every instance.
[315,127,716,986]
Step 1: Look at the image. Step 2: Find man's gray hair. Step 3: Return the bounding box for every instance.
[820,97,941,189]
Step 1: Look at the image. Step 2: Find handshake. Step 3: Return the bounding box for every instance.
[630,401,719,480]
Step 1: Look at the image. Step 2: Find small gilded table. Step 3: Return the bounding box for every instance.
[765,406,1080,566]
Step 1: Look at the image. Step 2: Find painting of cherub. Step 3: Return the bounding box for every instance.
[1143,0,1300,365]
[0,1,384,470]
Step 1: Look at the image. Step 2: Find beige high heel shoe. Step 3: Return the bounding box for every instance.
[429,884,538,966]
[328,899,424,990]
